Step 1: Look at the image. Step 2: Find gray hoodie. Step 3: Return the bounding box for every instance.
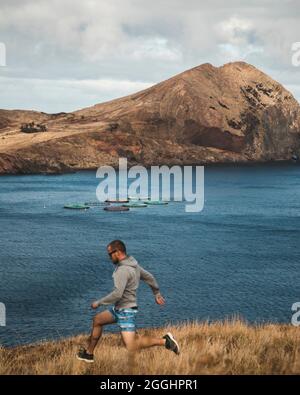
[95,255,161,309]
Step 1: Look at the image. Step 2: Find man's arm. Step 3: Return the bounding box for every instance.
[93,267,129,308]
[139,265,161,296]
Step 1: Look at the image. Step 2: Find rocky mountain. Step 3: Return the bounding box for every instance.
[1,61,300,174]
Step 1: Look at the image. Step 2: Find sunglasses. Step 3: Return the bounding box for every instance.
[108,249,117,257]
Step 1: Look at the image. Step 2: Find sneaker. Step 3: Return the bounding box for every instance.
[76,348,94,363]
[163,332,180,355]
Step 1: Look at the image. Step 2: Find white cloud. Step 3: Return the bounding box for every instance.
[132,37,182,61]
[0,76,154,113]
[0,0,299,110]
[218,16,254,46]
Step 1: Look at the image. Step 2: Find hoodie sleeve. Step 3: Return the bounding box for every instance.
[94,267,129,307]
[139,265,161,296]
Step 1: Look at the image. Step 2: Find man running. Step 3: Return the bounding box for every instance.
[77,239,180,363]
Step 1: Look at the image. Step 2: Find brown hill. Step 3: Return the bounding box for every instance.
[1,61,300,174]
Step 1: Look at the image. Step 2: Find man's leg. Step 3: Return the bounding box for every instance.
[86,310,116,355]
[120,331,166,373]
[121,331,165,352]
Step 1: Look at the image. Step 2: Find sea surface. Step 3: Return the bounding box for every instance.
[1,164,300,347]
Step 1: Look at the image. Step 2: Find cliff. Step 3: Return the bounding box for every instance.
[1,61,300,174]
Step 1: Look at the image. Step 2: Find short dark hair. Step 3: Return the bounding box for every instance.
[107,240,126,253]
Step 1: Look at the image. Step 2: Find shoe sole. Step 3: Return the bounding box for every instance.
[76,355,94,363]
[166,332,180,355]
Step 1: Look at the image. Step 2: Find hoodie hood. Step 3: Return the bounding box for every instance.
[118,255,138,268]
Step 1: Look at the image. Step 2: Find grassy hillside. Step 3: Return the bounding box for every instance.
[1,320,300,375]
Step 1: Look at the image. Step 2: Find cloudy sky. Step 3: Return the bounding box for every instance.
[0,0,300,113]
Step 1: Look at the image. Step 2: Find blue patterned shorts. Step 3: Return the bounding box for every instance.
[108,306,138,332]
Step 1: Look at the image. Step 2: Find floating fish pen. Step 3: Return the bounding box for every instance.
[105,199,129,204]
[64,204,90,210]
[122,202,147,208]
[84,201,108,206]
[143,200,168,205]
[104,206,130,212]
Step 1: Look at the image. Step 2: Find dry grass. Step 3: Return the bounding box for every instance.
[1,319,300,375]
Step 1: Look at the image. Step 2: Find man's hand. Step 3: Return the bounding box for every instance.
[155,294,165,305]
[91,301,99,309]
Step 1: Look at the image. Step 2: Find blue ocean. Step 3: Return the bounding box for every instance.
[1,164,300,347]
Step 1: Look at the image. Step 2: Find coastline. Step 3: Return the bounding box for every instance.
[1,320,300,375]
[0,158,299,177]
